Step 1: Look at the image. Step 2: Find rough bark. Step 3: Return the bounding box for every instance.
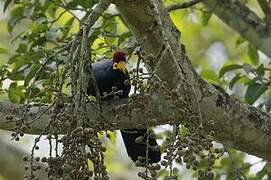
[0,0,271,162]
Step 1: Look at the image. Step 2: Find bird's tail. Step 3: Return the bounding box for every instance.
[120,129,161,165]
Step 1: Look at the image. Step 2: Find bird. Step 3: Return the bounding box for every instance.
[87,50,161,164]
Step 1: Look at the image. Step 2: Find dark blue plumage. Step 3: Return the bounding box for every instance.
[88,54,161,164]
[87,61,130,98]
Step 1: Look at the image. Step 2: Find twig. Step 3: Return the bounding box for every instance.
[33,45,70,83]
[167,0,203,12]
[54,0,82,23]
[134,50,143,94]
[49,9,68,28]
[78,0,111,111]
[28,101,56,124]
[83,0,111,33]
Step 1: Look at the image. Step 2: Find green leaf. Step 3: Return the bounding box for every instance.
[65,2,78,9]
[256,168,267,179]
[7,4,25,33]
[62,17,75,38]
[158,169,167,177]
[77,0,97,9]
[104,17,117,35]
[248,44,259,65]
[256,163,271,179]
[66,0,97,9]
[8,54,20,64]
[28,53,43,63]
[256,64,265,76]
[235,36,246,47]
[265,162,271,173]
[7,21,14,34]
[31,22,48,33]
[10,5,24,18]
[229,73,242,90]
[219,64,243,78]
[47,2,58,18]
[8,54,29,69]
[27,87,41,99]
[245,81,267,104]
[10,31,25,44]
[107,131,117,144]
[9,71,25,80]
[9,81,17,89]
[16,43,28,53]
[201,69,219,83]
[238,76,250,84]
[24,64,40,86]
[8,82,25,103]
[180,126,188,136]
[0,48,8,54]
[201,11,212,26]
[65,17,75,27]
[88,27,101,42]
[118,31,132,46]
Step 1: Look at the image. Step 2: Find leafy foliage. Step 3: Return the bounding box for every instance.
[0,0,132,105]
[219,57,270,105]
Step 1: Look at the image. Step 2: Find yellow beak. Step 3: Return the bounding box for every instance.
[113,61,127,73]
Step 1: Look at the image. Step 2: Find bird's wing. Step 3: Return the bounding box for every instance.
[88,60,130,98]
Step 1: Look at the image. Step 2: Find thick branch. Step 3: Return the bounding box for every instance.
[1,89,271,162]
[202,0,271,58]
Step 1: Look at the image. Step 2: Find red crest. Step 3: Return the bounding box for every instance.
[113,50,126,63]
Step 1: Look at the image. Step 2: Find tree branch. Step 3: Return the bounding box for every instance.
[202,0,271,58]
[167,0,203,12]
[257,0,271,27]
